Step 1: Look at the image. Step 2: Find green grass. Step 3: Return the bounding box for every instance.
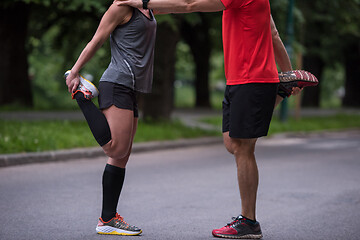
[134,120,219,142]
[200,114,360,136]
[2,114,359,154]
[0,119,218,154]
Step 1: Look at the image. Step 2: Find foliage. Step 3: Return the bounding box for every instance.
[297,0,360,65]
[271,0,360,108]
[1,0,359,110]
[175,41,195,83]
[24,0,111,109]
[320,64,345,108]
[10,0,106,11]
[272,0,360,63]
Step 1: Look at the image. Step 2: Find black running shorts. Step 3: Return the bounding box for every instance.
[98,81,139,118]
[222,83,278,139]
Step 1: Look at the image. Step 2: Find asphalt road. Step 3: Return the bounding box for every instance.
[1,131,360,240]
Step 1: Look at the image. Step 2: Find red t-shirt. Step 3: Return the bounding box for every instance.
[220,0,279,85]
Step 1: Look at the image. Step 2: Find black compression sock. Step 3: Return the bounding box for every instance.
[75,93,111,146]
[101,164,126,222]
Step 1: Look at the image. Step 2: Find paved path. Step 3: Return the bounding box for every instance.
[1,131,359,240]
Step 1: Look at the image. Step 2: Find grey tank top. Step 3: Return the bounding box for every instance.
[100,8,157,93]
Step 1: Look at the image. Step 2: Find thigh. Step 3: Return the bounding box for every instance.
[98,81,138,118]
[107,116,138,167]
[102,106,135,149]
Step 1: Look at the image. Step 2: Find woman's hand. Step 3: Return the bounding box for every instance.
[65,71,80,94]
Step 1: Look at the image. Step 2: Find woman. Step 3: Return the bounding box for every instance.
[65,3,156,236]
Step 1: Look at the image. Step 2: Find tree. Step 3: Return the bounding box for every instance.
[0,0,107,107]
[297,0,360,107]
[180,12,223,109]
[142,16,180,120]
[337,0,360,107]
[0,2,32,106]
[181,13,211,108]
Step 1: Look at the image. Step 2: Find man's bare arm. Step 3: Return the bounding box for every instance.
[115,0,225,13]
[270,15,292,72]
[270,15,302,101]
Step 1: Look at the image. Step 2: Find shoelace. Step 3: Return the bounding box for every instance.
[114,213,139,229]
[226,216,242,227]
[114,213,128,225]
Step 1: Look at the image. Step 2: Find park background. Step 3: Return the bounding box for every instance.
[0,0,360,154]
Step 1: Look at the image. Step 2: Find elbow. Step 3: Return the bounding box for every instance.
[272,29,283,46]
[271,28,280,40]
[184,0,197,12]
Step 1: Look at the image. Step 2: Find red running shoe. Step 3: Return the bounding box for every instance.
[278,70,319,98]
[212,215,262,239]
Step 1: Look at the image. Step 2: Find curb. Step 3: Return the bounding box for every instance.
[0,137,223,168]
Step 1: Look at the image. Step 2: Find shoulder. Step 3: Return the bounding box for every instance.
[106,3,133,21]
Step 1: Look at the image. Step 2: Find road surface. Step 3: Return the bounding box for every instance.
[1,131,359,240]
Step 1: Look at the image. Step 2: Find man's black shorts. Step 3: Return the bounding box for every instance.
[98,81,139,118]
[222,83,278,139]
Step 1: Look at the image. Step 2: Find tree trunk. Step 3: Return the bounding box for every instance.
[142,22,180,120]
[301,55,323,107]
[0,2,32,106]
[181,14,211,108]
[342,40,360,107]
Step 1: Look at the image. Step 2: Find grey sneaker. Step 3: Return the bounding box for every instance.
[96,213,142,236]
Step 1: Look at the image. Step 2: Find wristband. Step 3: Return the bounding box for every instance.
[142,0,150,9]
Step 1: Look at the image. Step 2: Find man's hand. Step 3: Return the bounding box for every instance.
[291,87,302,96]
[278,70,318,98]
[114,0,142,8]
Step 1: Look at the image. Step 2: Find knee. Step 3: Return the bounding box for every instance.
[105,150,128,160]
[223,132,235,154]
[232,139,257,157]
[224,142,235,154]
[103,141,130,160]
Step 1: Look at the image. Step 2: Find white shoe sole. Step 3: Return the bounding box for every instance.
[79,75,99,98]
[96,226,142,235]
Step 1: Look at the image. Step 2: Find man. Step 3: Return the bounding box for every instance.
[115,0,297,238]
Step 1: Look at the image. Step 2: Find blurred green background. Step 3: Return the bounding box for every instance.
[0,0,359,153]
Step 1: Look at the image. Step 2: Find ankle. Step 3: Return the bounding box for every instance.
[74,92,86,100]
[241,215,256,224]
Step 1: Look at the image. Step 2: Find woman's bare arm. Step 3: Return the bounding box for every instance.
[66,4,132,93]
